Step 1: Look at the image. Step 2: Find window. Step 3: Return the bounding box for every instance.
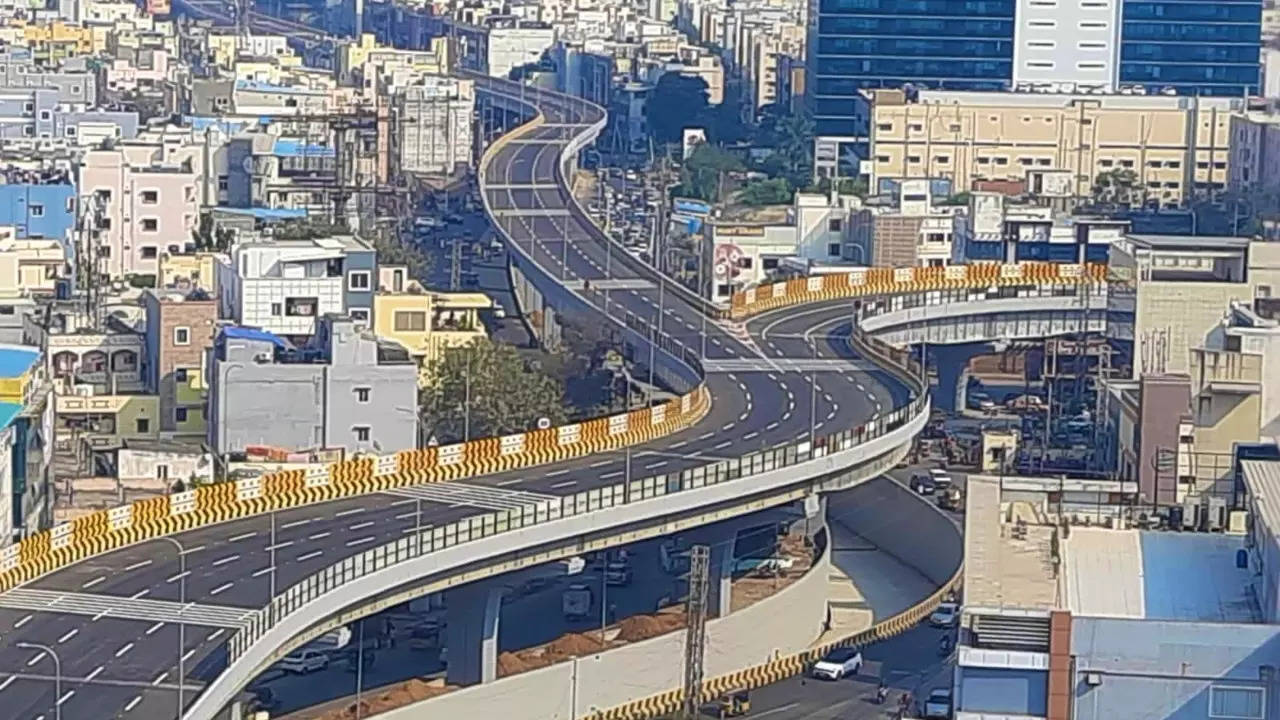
[1258,285,1272,299]
[394,311,427,332]
[22,101,33,112]
[271,303,282,316]
[354,387,371,403]
[949,123,961,132]
[827,242,841,257]
[175,408,188,423]
[1077,61,1106,69]
[141,247,157,259]
[285,297,318,316]
[828,218,842,232]
[141,218,158,232]
[173,327,190,345]
[21,126,32,138]
[136,418,150,433]
[762,258,779,270]
[908,123,922,132]
[1027,41,1056,49]
[354,426,371,442]
[934,155,950,164]
[1079,20,1107,27]
[978,157,991,165]
[348,271,371,290]
[1027,61,1055,69]
[176,368,188,382]
[29,204,43,217]
[218,177,229,192]
[738,257,753,269]
[349,308,370,323]
[65,126,77,137]
[876,123,892,131]
[1199,396,1212,418]
[141,190,159,204]
[1028,19,1056,27]
[1079,41,1106,49]
[994,157,1009,165]
[875,155,890,163]
[908,155,921,164]
[1209,686,1264,719]
[39,110,51,121]
[95,189,112,203]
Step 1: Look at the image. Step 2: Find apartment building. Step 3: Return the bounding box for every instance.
[141,287,216,438]
[0,169,76,250]
[869,90,1244,208]
[373,267,491,382]
[950,192,1125,264]
[215,236,377,340]
[207,316,418,455]
[391,76,475,176]
[79,144,200,281]
[0,238,67,296]
[848,180,963,267]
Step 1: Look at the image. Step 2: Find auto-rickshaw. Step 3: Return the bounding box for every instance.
[716,689,750,717]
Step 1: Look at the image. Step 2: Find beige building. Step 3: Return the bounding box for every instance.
[870,90,1245,208]
[0,238,67,296]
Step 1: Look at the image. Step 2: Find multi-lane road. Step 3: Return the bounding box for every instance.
[0,69,913,720]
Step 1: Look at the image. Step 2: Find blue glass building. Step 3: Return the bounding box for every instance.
[809,0,1015,136]
[1118,0,1262,96]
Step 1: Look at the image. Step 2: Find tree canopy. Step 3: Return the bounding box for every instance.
[420,338,568,442]
[676,143,745,203]
[647,73,711,145]
[737,178,793,206]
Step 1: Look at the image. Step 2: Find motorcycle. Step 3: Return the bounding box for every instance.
[939,635,953,656]
[876,684,889,704]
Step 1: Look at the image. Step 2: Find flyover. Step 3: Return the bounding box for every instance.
[0,13,1107,720]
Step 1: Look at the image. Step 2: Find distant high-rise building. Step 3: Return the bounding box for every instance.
[1118,0,1262,96]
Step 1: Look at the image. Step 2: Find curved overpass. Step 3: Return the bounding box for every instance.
[0,81,924,720]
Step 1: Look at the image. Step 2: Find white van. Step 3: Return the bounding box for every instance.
[277,649,329,674]
[930,469,954,489]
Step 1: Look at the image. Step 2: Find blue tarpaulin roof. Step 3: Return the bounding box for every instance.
[0,347,39,378]
[215,207,308,220]
[272,139,335,158]
[219,326,292,350]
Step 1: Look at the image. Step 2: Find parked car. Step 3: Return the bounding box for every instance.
[810,647,863,680]
[930,602,959,627]
[923,687,953,718]
[277,649,329,674]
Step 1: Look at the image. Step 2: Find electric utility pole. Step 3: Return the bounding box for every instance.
[681,545,711,719]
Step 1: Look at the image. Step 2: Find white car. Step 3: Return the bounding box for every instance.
[278,649,329,674]
[930,602,959,627]
[811,647,863,680]
[924,687,953,719]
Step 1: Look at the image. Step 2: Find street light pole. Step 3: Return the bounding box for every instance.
[18,641,61,720]
[809,338,818,450]
[154,537,187,716]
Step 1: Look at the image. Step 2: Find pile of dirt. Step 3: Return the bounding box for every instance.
[547,632,605,657]
[497,651,535,677]
[308,678,453,720]
[615,613,685,643]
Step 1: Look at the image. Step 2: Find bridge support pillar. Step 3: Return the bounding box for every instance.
[930,342,992,413]
[708,534,735,618]
[445,583,504,685]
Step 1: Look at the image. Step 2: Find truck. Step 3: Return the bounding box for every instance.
[562,584,593,620]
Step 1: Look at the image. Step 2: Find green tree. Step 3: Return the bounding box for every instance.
[647,73,711,145]
[677,143,745,203]
[737,178,794,205]
[421,338,568,442]
[191,213,233,251]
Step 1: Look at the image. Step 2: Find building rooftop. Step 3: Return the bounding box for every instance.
[1064,528,1258,622]
[964,476,1061,612]
[1244,459,1280,555]
[0,345,40,378]
[1126,234,1251,251]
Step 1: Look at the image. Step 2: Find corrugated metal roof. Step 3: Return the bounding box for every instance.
[1243,459,1280,542]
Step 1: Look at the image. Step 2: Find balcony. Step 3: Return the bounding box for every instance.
[1189,347,1261,396]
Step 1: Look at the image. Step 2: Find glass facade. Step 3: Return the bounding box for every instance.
[809,0,1014,136]
[1119,0,1262,96]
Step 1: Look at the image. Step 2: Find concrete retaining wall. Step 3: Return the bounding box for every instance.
[827,476,961,587]
[379,532,832,720]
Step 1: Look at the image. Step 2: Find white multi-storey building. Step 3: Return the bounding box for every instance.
[1012,0,1121,91]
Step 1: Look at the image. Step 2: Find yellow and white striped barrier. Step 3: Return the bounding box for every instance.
[0,382,710,594]
[730,262,1108,319]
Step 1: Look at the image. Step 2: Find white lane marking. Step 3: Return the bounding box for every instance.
[213,554,239,567]
[348,521,375,531]
[738,412,748,421]
[56,690,74,706]
[82,576,105,590]
[698,432,715,440]
[124,696,142,712]
[297,550,324,562]
[335,508,365,518]
[85,666,104,683]
[123,560,152,572]
[115,643,134,658]
[184,545,205,554]
[264,541,294,552]
[545,469,570,477]
[152,672,168,686]
[228,531,257,543]
[183,648,197,662]
[252,566,274,578]
[766,422,779,431]
[346,537,375,547]
[26,652,44,666]
[714,440,732,450]
[14,614,31,628]
[281,519,310,530]
[57,629,78,644]
[92,609,110,621]
[308,531,332,540]
[590,459,612,467]
[646,461,668,469]
[146,622,164,636]
[670,441,687,449]
[131,589,149,600]
[390,498,415,507]
[496,479,522,486]
[207,629,225,642]
[721,423,734,431]
[600,471,623,479]
[210,582,234,596]
[166,571,191,584]
[856,383,865,391]
[743,432,758,441]
[0,676,14,692]
[550,480,577,489]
